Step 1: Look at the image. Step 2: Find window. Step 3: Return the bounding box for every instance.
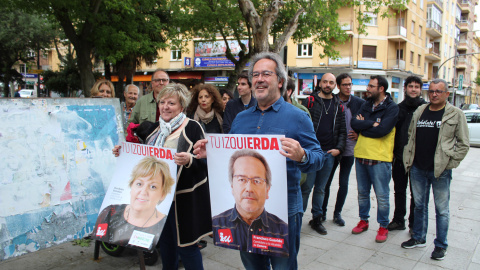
[418,54,421,66]
[410,51,414,64]
[362,45,377,59]
[297,44,313,57]
[411,21,416,34]
[27,51,36,58]
[419,25,423,38]
[444,43,448,57]
[171,49,181,61]
[364,12,377,26]
[396,49,404,59]
[420,0,424,9]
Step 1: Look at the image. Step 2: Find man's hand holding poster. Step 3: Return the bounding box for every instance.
[206,134,289,257]
[92,142,177,252]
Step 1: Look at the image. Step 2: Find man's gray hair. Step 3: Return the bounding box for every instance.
[248,52,287,95]
[124,84,139,93]
[228,149,272,187]
[151,69,170,81]
[430,78,448,92]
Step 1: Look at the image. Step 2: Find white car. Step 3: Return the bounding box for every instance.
[19,89,36,98]
[464,110,480,147]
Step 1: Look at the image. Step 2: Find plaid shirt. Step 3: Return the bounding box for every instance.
[372,96,387,111]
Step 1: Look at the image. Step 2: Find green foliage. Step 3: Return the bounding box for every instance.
[72,238,92,247]
[172,0,404,91]
[43,52,82,97]
[475,70,480,86]
[0,5,55,96]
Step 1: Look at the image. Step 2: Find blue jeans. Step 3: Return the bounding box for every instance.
[158,203,203,270]
[240,212,303,270]
[323,155,355,216]
[410,165,451,249]
[355,160,392,228]
[301,153,335,218]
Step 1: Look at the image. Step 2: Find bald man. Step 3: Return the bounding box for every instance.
[301,73,346,235]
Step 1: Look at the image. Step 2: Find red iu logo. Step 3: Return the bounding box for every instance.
[96,223,108,237]
[218,229,233,244]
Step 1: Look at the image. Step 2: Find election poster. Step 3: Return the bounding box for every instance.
[91,142,177,252]
[206,134,289,257]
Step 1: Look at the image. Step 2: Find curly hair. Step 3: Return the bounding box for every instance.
[186,84,224,116]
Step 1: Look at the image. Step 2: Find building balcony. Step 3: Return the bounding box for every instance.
[339,21,354,35]
[388,59,406,70]
[428,0,444,10]
[426,20,442,37]
[390,0,407,10]
[387,26,408,42]
[457,39,468,50]
[461,0,471,12]
[456,56,468,69]
[426,47,441,61]
[459,19,471,32]
[456,17,461,26]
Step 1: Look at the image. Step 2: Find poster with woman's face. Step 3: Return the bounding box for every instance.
[91,142,177,252]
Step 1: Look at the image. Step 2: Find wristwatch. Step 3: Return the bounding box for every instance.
[300,152,308,163]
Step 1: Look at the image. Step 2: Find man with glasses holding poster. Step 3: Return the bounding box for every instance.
[212,149,288,257]
[401,79,469,260]
[195,52,323,269]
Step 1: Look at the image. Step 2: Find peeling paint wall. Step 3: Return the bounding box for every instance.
[0,98,123,261]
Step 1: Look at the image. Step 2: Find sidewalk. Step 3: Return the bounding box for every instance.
[2,148,480,270]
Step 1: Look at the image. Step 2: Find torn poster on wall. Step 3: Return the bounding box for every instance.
[0,98,124,261]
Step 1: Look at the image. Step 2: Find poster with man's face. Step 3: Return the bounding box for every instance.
[206,134,289,257]
[91,142,177,252]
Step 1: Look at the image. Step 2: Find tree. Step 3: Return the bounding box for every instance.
[172,0,403,92]
[0,7,55,97]
[13,0,172,96]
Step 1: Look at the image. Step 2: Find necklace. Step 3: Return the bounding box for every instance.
[322,98,333,114]
[126,206,158,227]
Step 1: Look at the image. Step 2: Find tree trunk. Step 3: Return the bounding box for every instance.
[76,45,95,96]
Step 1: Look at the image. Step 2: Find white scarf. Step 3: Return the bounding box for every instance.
[148,112,186,147]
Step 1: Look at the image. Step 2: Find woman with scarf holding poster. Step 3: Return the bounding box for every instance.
[113,83,211,269]
[186,84,224,133]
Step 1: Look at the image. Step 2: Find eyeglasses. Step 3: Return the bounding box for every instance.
[427,90,448,95]
[152,78,169,83]
[233,175,267,186]
[250,71,277,78]
[367,84,378,89]
[341,83,353,87]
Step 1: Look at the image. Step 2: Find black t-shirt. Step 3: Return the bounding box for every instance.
[316,98,335,151]
[413,105,445,170]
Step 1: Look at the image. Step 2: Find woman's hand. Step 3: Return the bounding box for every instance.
[174,152,192,166]
[112,145,121,157]
[193,139,208,159]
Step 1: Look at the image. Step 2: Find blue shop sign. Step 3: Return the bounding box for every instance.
[194,57,249,68]
[422,82,430,90]
[204,77,229,82]
[22,74,38,79]
[298,73,324,80]
[352,79,369,86]
[357,61,383,70]
[392,76,400,83]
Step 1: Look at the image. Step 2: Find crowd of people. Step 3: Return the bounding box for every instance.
[94,51,469,269]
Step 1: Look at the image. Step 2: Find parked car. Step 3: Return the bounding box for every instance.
[461,103,479,110]
[464,110,480,147]
[19,89,36,98]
